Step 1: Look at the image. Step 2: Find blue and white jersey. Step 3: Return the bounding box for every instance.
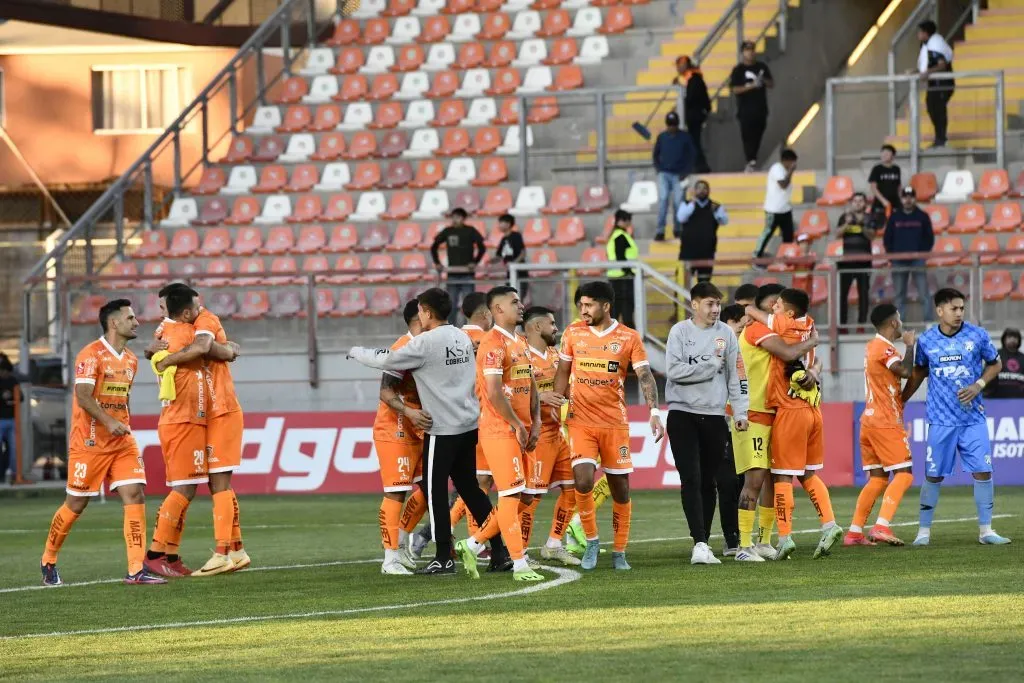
[914,322,998,426]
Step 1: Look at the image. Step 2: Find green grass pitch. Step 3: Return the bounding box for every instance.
[0,487,1021,681]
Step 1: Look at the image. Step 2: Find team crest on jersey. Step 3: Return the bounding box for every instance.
[124,367,134,382]
[618,446,629,458]
[965,341,975,352]
[608,341,622,354]
[715,337,726,354]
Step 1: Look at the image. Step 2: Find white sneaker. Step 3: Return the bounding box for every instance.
[540,545,582,566]
[753,543,776,560]
[723,546,739,557]
[396,547,418,570]
[690,542,721,565]
[735,547,766,562]
[381,561,413,576]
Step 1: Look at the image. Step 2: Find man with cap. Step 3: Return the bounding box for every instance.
[729,41,774,172]
[652,111,696,241]
[675,56,712,173]
[884,185,935,323]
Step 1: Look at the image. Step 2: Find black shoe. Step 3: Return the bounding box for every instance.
[487,547,513,572]
[415,558,456,575]
[653,233,665,242]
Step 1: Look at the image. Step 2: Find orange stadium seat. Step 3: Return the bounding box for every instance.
[311,132,347,161]
[537,9,571,37]
[478,13,511,40]
[983,269,1013,301]
[220,136,253,164]
[104,262,138,290]
[767,243,803,272]
[550,216,585,246]
[950,203,985,234]
[549,65,583,91]
[927,236,964,267]
[925,205,950,232]
[134,293,163,323]
[824,239,842,259]
[486,68,521,96]
[479,187,513,216]
[544,38,578,65]
[418,16,451,43]
[229,227,263,256]
[816,176,854,207]
[968,235,999,265]
[194,167,226,195]
[392,45,425,73]
[235,291,270,320]
[394,253,428,282]
[328,254,362,284]
[273,76,309,104]
[360,18,390,45]
[327,224,359,252]
[476,0,503,11]
[380,160,413,189]
[409,159,445,188]
[418,221,445,249]
[483,221,503,248]
[224,197,260,226]
[342,132,377,160]
[972,169,1010,200]
[493,98,520,125]
[335,75,369,102]
[368,74,399,101]
[71,295,106,325]
[369,102,404,130]
[528,97,559,124]
[522,217,552,246]
[426,70,460,99]
[456,41,486,69]
[265,256,300,286]
[471,157,507,186]
[578,247,607,275]
[798,209,830,241]
[809,275,828,306]
[326,19,360,46]
[193,197,229,226]
[201,259,233,287]
[383,0,415,16]
[285,164,319,193]
[289,194,325,223]
[367,288,401,316]
[269,290,303,317]
[486,41,516,68]
[362,253,395,282]
[1009,171,1024,199]
[452,189,481,214]
[168,228,199,257]
[134,231,167,258]
[390,222,423,250]
[302,287,335,318]
[295,225,327,254]
[468,127,502,155]
[532,0,561,9]
[262,226,295,255]
[986,202,1022,233]
[432,99,466,127]
[529,248,558,276]
[438,128,471,156]
[910,172,938,202]
[599,7,634,34]
[310,104,342,131]
[250,136,284,162]
[277,105,312,133]
[321,193,355,222]
[252,165,287,193]
[997,235,1024,265]
[542,186,578,215]
[198,228,231,257]
[595,214,615,243]
[443,0,475,14]
[337,288,368,316]
[346,162,382,191]
[359,224,392,251]
[381,192,418,220]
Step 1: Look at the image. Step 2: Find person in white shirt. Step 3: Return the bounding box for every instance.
[752,148,798,264]
[916,19,954,148]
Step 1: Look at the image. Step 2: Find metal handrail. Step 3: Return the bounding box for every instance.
[707,0,789,104]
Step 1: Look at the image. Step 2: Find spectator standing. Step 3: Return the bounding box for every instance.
[430,207,486,324]
[652,111,696,241]
[605,209,639,328]
[677,179,729,282]
[884,186,935,322]
[836,192,876,327]
[917,20,954,148]
[0,356,17,484]
[752,149,798,263]
[675,56,712,173]
[729,41,774,172]
[984,328,1024,399]
[491,213,528,298]
[868,144,902,227]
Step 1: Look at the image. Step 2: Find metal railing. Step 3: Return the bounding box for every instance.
[825,69,1005,176]
[887,0,982,137]
[700,0,789,104]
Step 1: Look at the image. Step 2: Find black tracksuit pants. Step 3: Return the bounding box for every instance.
[422,429,502,561]
[667,410,730,545]
[716,439,741,550]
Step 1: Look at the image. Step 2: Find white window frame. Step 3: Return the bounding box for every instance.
[91,64,191,135]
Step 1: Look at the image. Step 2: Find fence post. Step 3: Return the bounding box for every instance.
[909,76,920,175]
[200,97,209,164]
[228,72,239,133]
[996,71,1005,171]
[307,274,320,388]
[306,0,317,47]
[113,191,125,260]
[173,130,182,194]
[282,13,293,76]
[886,49,896,137]
[633,266,646,339]
[143,160,154,230]
[736,0,745,61]
[518,95,528,186]
[777,0,787,52]
[596,91,606,188]
[825,79,835,178]
[256,49,267,106]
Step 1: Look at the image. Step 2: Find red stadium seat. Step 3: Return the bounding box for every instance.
[537,9,571,37]
[103,261,138,290]
[360,18,391,46]
[337,289,369,316]
[443,0,474,14]
[327,254,363,284]
[767,243,803,272]
[409,159,445,189]
[1010,170,1024,199]
[927,236,964,267]
[493,97,519,125]
[452,189,481,215]
[276,105,312,133]
[549,216,585,246]
[985,202,1022,233]
[219,136,254,164]
[529,248,559,276]
[362,253,395,282]
[265,256,300,286]
[968,235,999,265]
[426,70,460,99]
[202,291,237,318]
[250,136,284,162]
[476,0,503,11]
[311,104,342,131]
[272,76,308,104]
[950,203,985,234]
[477,13,511,40]
[522,217,552,246]
[366,288,401,315]
[194,167,226,195]
[484,221,504,248]
[310,132,347,161]
[71,295,106,325]
[389,222,423,250]
[233,257,266,286]
[470,157,507,187]
[326,19,360,47]
[576,185,610,214]
[479,187,513,216]
[335,75,369,103]
[438,128,471,156]
[235,291,270,320]
[544,38,578,65]
[359,224,392,251]
[816,176,854,207]
[342,131,378,160]
[198,228,231,257]
[431,99,466,127]
[252,164,287,194]
[295,225,327,254]
[200,259,233,287]
[383,0,415,16]
[380,160,414,189]
[381,192,418,221]
[229,227,263,256]
[285,164,319,193]
[972,169,1010,200]
[456,42,485,69]
[392,45,425,73]
[268,289,303,317]
[261,226,295,255]
[369,102,404,131]
[541,185,578,215]
[134,230,168,258]
[595,214,616,244]
[168,228,199,257]
[302,287,335,318]
[910,172,938,202]
[578,247,607,276]
[347,162,383,191]
[486,68,521,96]
[289,194,325,224]
[983,269,1013,301]
[549,65,583,91]
[379,130,409,157]
[393,253,428,282]
[421,221,446,248]
[599,7,634,33]
[327,224,359,252]
[321,194,355,222]
[485,41,516,68]
[417,16,451,43]
[797,209,830,242]
[527,96,559,124]
[468,127,502,155]
[998,234,1024,265]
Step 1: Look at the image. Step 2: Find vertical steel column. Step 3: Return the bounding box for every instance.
[113,192,124,260]
[596,92,606,188]
[518,95,528,186]
[887,50,896,137]
[307,274,320,388]
[200,98,209,164]
[228,72,239,133]
[173,131,182,194]
[825,80,835,178]
[306,0,317,47]
[996,71,1005,171]
[282,15,293,76]
[777,0,787,52]
[256,50,267,106]
[909,77,920,175]
[143,161,154,230]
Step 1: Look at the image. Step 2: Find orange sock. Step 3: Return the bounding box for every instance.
[497,496,524,561]
[449,496,467,529]
[801,474,835,525]
[472,510,498,544]
[851,476,888,531]
[399,488,426,533]
[774,481,794,536]
[877,471,913,526]
[378,497,403,550]
[212,491,234,555]
[549,488,575,541]
[612,500,631,553]
[123,503,146,575]
[229,490,243,551]
[41,503,80,565]
[519,499,539,548]
[575,488,598,540]
[151,491,189,555]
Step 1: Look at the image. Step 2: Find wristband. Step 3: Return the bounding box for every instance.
[975,379,987,389]
[650,408,661,417]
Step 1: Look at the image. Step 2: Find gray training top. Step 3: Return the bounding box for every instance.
[664,319,749,421]
[349,325,480,435]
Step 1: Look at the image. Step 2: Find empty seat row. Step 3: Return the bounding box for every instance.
[299,35,608,75]
[817,168,1024,206]
[357,0,648,21]
[775,234,1024,270]
[797,201,1024,242]
[252,96,557,135]
[326,7,633,47]
[219,125,533,164]
[272,65,583,105]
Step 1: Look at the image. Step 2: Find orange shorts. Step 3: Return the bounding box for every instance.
[66,443,146,497]
[375,439,423,492]
[567,425,632,474]
[860,425,912,472]
[207,410,244,474]
[769,408,824,476]
[158,423,209,487]
[476,442,490,475]
[525,431,574,494]
[481,437,526,496]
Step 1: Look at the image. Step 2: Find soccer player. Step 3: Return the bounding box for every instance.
[845,303,916,547]
[522,306,582,567]
[40,299,165,586]
[902,288,1011,546]
[733,285,817,561]
[553,281,666,570]
[374,299,431,575]
[746,288,842,560]
[455,286,545,582]
[145,287,220,577]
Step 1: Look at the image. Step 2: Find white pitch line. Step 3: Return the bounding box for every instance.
[0,566,582,641]
[0,513,1010,598]
[0,522,378,535]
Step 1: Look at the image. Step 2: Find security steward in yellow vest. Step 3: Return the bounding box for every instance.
[605,209,639,328]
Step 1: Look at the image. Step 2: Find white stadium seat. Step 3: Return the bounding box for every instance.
[620,181,658,212]
[512,39,547,67]
[464,97,497,126]
[351,192,386,221]
[424,43,456,71]
[302,75,339,104]
[361,46,396,74]
[402,128,440,159]
[450,13,482,42]
[299,47,334,76]
[575,35,609,65]
[518,66,553,94]
[400,100,435,128]
[935,170,976,203]
[438,157,477,188]
[160,198,198,228]
[337,103,373,131]
[387,17,421,45]
[455,69,490,98]
[396,72,430,100]
[412,0,445,16]
[222,165,258,195]
[509,185,546,217]
[247,106,281,134]
[498,125,533,155]
[255,195,293,225]
[567,8,602,37]
[354,0,386,18]
[508,11,541,40]
[314,162,352,191]
[278,134,315,163]
[411,189,451,220]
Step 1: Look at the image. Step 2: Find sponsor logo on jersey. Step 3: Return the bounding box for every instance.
[100,381,130,396]
[537,378,555,392]
[939,354,963,362]
[577,358,619,373]
[510,364,533,380]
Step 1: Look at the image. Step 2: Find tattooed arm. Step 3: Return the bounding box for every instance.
[379,372,432,432]
[635,364,665,443]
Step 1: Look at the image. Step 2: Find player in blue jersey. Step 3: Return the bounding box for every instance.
[901,288,1010,546]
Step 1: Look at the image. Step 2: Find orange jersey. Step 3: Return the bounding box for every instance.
[528,342,562,436]
[157,319,209,426]
[373,332,423,444]
[71,338,139,453]
[194,308,241,417]
[559,321,648,428]
[862,334,905,429]
[766,312,817,411]
[477,326,534,439]
[462,324,487,351]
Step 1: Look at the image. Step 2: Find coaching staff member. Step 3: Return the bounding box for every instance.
[348,288,504,574]
[665,281,748,566]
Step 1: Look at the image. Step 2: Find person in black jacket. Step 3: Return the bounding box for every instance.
[652,111,696,241]
[676,179,729,282]
[985,328,1024,399]
[836,192,876,326]
[430,207,486,324]
[490,213,528,298]
[675,56,712,173]
[729,41,773,172]
[884,186,935,322]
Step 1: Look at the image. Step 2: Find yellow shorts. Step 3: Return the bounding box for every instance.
[732,421,772,475]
